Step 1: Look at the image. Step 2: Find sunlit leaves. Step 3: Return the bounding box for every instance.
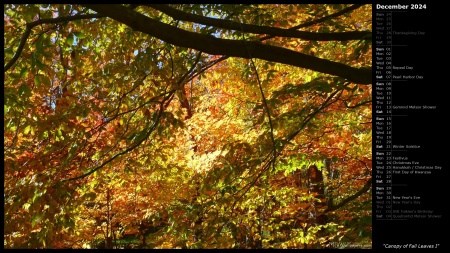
[4,4,371,249]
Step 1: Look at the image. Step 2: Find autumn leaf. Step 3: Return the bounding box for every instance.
[4,4,372,249]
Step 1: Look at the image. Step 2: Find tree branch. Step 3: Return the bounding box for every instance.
[4,14,104,72]
[344,99,372,108]
[61,90,175,182]
[147,4,371,41]
[81,4,371,84]
[238,18,277,170]
[286,88,343,144]
[324,177,372,212]
[291,4,366,30]
[185,4,367,84]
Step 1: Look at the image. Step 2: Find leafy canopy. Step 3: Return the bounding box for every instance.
[4,4,372,249]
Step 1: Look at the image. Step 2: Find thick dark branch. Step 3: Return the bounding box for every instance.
[4,27,32,72]
[186,4,367,84]
[325,177,372,212]
[4,14,104,72]
[260,4,367,41]
[81,4,371,84]
[294,4,366,29]
[147,4,371,41]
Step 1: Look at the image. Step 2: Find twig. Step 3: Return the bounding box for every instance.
[240,22,277,171]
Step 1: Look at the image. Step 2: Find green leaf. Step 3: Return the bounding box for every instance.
[69,142,78,154]
[34,75,41,88]
[85,192,96,200]
[32,213,37,228]
[82,108,89,118]
[35,59,46,71]
[67,33,75,46]
[20,68,29,78]
[73,32,86,39]
[18,84,32,98]
[80,38,90,48]
[9,73,21,79]
[4,47,14,58]
[36,36,45,54]
[92,151,100,160]
[41,75,51,87]
[22,203,31,211]
[133,129,147,144]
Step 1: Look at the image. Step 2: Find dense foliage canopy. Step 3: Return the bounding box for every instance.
[4,4,372,249]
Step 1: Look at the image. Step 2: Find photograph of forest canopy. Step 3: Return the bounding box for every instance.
[4,4,372,249]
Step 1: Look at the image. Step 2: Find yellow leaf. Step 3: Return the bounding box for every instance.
[23,203,31,211]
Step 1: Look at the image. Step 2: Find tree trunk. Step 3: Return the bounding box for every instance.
[307,165,327,224]
[307,165,324,198]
